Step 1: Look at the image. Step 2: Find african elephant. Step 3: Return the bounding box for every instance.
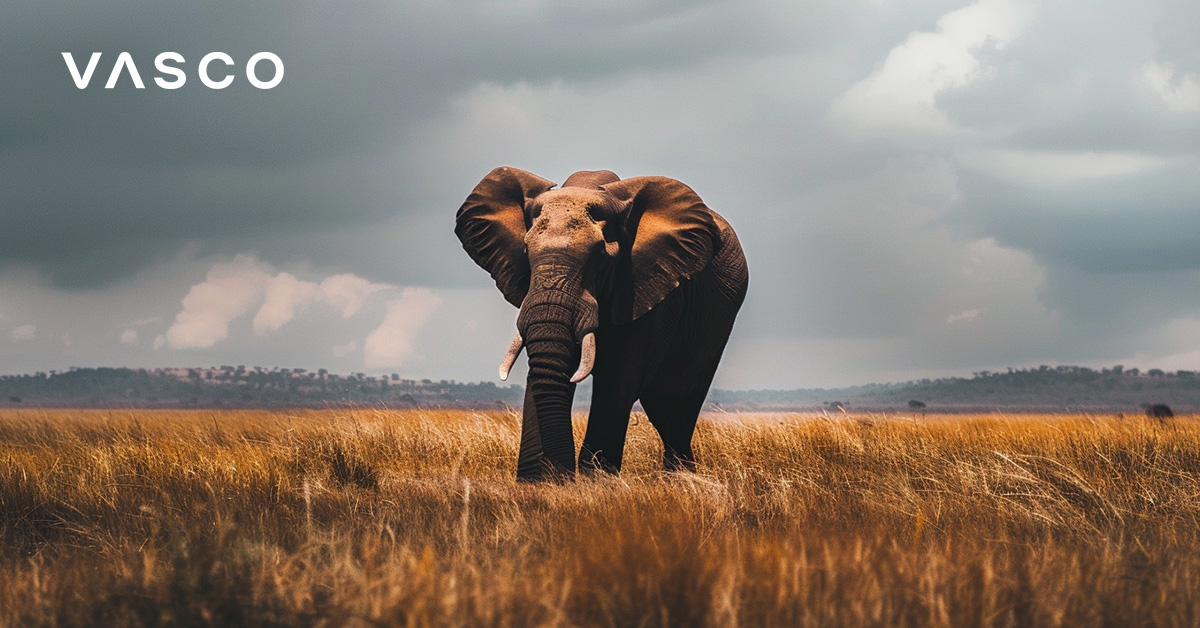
[455,167,748,481]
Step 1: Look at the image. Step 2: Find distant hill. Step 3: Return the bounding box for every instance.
[709,365,1200,413]
[0,367,522,410]
[2,364,1198,413]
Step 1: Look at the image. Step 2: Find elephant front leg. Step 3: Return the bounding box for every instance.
[579,372,638,475]
[578,412,632,474]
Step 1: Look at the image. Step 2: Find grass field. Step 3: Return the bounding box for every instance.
[2,408,1199,627]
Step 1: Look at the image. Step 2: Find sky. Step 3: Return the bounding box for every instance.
[1,0,1199,389]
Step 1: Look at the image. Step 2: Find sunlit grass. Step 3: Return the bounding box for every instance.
[1,408,1198,626]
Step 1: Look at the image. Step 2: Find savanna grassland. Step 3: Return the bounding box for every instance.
[2,408,1200,627]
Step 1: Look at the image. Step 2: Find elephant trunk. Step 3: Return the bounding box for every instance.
[512,270,599,481]
[521,316,578,479]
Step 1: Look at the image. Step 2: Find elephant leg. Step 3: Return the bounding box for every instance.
[579,389,637,474]
[577,318,675,475]
[640,377,714,472]
[578,340,643,474]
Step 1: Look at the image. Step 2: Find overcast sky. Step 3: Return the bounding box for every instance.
[2,0,1199,388]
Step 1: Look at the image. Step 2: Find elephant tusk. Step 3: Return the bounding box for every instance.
[570,332,596,383]
[498,332,524,381]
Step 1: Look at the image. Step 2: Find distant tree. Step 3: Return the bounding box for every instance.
[908,400,926,410]
[1148,369,1165,377]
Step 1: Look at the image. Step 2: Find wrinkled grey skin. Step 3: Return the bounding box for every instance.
[456,167,748,481]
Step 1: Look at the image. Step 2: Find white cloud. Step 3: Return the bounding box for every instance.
[10,324,36,343]
[831,0,1033,136]
[253,272,323,335]
[320,273,390,318]
[165,255,271,350]
[956,148,1166,185]
[363,288,443,369]
[1143,62,1200,114]
[163,255,395,350]
[120,329,138,345]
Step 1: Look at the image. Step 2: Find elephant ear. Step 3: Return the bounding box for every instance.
[602,176,720,322]
[455,167,557,307]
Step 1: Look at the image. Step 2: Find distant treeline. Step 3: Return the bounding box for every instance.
[0,366,523,409]
[2,364,1198,412]
[709,365,1200,412]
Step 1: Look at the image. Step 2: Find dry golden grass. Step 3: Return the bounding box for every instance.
[1,408,1199,627]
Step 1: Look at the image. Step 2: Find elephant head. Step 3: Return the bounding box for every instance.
[455,167,721,477]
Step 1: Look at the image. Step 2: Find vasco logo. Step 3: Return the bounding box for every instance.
[62,52,284,89]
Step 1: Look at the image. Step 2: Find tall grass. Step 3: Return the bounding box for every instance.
[1,408,1198,627]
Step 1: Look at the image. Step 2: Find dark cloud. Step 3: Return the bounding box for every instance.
[1,0,818,286]
[937,2,1200,154]
[959,165,1200,275]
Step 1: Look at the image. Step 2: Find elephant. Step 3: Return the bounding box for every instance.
[455,167,748,481]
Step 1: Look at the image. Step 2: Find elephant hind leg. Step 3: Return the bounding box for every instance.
[639,388,708,472]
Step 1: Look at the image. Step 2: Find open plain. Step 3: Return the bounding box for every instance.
[2,408,1199,627]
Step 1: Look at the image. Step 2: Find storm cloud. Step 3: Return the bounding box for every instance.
[2,0,1199,387]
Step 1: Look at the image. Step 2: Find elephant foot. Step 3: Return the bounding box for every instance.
[578,445,621,475]
[663,450,697,472]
